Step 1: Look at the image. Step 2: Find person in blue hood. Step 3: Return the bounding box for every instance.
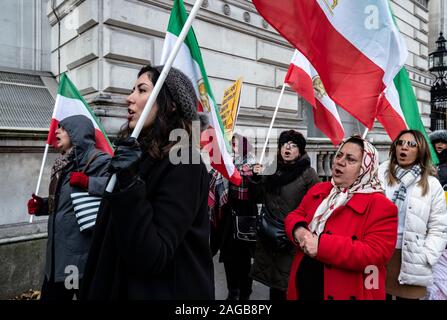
[27,114,111,300]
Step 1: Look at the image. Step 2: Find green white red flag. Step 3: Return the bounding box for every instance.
[47,74,113,155]
[285,50,345,146]
[252,0,407,130]
[377,68,439,163]
[160,0,241,185]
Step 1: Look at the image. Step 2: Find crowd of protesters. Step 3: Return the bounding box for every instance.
[27,64,447,300]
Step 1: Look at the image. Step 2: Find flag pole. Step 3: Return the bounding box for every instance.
[362,128,369,139]
[105,0,205,193]
[30,92,62,223]
[259,83,286,165]
[30,144,51,223]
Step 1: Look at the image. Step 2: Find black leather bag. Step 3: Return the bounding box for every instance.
[232,209,257,242]
[256,205,291,250]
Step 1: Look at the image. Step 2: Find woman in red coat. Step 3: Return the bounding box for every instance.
[284,135,398,300]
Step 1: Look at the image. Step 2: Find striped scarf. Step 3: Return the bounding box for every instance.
[391,164,421,212]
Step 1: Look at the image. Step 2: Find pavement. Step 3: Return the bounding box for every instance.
[213,255,269,300]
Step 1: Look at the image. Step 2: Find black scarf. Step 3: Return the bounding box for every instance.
[265,154,311,194]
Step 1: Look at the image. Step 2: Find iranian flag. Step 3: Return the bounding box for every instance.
[377,68,439,162]
[47,73,113,155]
[285,50,345,146]
[252,0,407,129]
[160,0,241,185]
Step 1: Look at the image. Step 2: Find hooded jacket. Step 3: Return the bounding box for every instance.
[40,115,111,282]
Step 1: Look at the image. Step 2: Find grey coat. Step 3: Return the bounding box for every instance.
[250,155,320,290]
[38,115,111,282]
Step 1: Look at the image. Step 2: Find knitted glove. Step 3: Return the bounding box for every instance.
[27,194,43,215]
[70,172,89,190]
[109,137,142,190]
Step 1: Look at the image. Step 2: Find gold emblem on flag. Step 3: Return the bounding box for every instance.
[312,76,326,100]
[322,0,338,15]
[198,79,211,112]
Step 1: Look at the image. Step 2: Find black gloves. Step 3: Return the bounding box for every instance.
[109,137,142,190]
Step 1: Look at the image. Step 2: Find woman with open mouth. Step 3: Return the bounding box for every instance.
[250,130,320,300]
[284,135,398,300]
[26,115,112,300]
[379,129,447,300]
[80,65,214,300]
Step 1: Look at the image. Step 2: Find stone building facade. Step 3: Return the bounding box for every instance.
[0,0,433,298]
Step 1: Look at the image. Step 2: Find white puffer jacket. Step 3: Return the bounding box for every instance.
[379,161,447,287]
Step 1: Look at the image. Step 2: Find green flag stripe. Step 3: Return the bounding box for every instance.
[167,0,230,151]
[394,68,439,164]
[388,4,438,164]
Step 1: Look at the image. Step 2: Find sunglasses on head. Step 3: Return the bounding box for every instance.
[396,139,418,148]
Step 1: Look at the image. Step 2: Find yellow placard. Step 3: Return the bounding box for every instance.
[219,78,243,139]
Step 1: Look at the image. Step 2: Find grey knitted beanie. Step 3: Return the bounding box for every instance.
[155,66,209,131]
[429,130,447,144]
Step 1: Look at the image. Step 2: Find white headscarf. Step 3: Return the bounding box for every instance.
[309,137,383,235]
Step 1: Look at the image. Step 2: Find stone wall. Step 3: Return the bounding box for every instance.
[0,238,46,299]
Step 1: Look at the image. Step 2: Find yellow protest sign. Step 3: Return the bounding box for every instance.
[220,78,243,139]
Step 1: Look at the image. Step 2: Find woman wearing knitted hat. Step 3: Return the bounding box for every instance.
[80,65,214,300]
[285,135,398,300]
[250,130,320,300]
[379,130,447,300]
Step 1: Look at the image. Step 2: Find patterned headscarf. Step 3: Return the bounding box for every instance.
[309,136,383,235]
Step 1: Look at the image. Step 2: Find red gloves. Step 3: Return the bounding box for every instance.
[27,194,43,215]
[70,172,89,190]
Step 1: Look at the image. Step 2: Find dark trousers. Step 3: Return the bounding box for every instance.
[222,240,254,300]
[40,275,81,301]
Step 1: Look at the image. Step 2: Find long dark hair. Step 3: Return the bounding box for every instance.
[388,129,433,196]
[118,65,193,160]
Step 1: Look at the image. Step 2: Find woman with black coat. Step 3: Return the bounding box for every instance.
[250,130,320,300]
[80,65,214,300]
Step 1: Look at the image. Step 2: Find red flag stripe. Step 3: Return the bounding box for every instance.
[253,0,385,129]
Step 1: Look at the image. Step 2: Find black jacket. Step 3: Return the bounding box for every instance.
[249,154,320,290]
[81,148,215,300]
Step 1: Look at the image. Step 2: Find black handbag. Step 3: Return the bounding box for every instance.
[232,209,257,242]
[256,205,291,250]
